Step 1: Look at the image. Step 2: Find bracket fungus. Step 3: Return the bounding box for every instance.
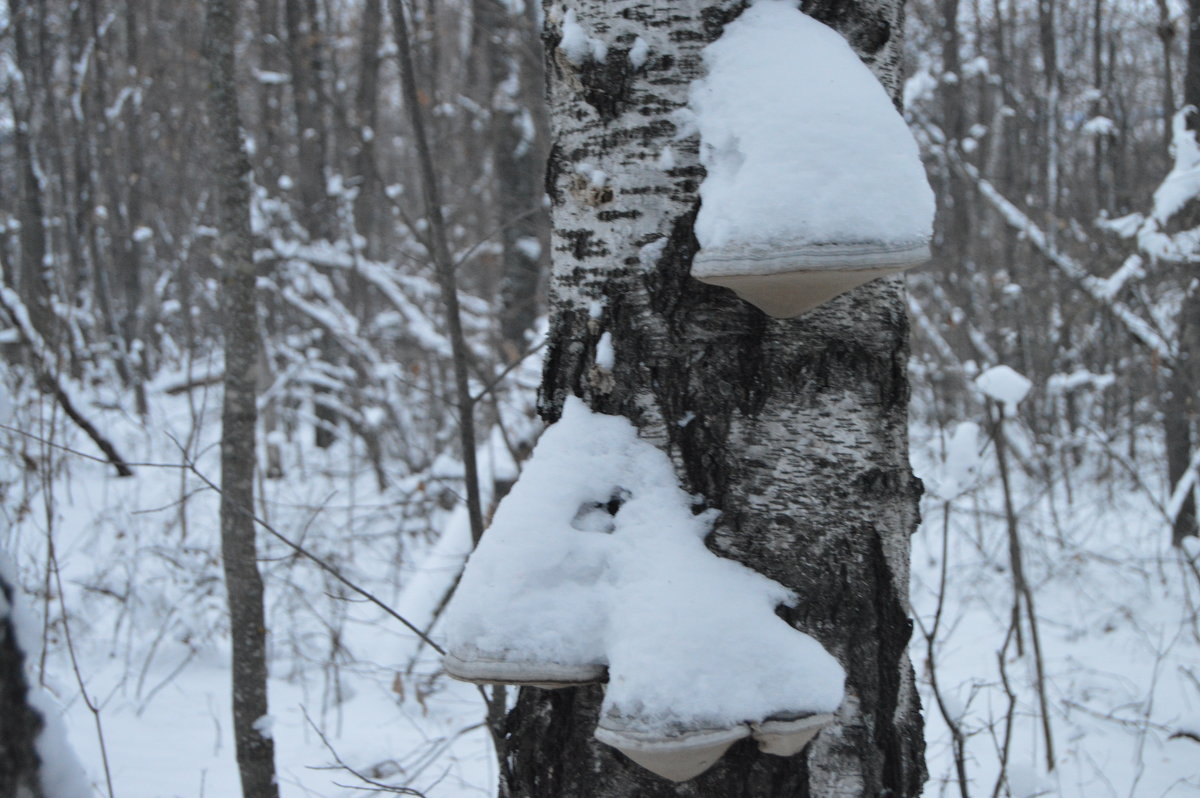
[440,398,846,780]
[439,401,624,688]
[689,0,935,317]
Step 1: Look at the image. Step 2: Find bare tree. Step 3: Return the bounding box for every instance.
[203,0,280,795]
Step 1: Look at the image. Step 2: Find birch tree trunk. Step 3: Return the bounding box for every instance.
[0,570,47,798]
[204,0,280,795]
[499,1,925,795]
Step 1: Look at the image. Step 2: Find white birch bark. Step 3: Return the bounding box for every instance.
[501,1,925,795]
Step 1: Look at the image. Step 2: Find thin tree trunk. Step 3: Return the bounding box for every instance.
[203,0,280,795]
[387,0,486,545]
[1166,0,1200,546]
[285,0,332,241]
[285,0,340,449]
[1037,0,1059,247]
[5,0,52,344]
[1156,0,1177,153]
[257,0,286,189]
[123,1,149,414]
[351,0,384,256]
[501,1,925,794]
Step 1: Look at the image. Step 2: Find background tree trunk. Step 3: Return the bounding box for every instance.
[499,1,925,795]
[1165,0,1200,546]
[474,0,549,361]
[204,0,281,795]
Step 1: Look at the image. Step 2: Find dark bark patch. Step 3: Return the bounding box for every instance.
[0,575,47,798]
[577,48,638,121]
[545,142,566,205]
[700,1,751,39]
[560,228,610,260]
[597,209,640,222]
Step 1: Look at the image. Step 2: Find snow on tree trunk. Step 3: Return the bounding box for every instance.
[498,1,925,795]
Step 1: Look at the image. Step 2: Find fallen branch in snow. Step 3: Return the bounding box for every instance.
[0,283,134,476]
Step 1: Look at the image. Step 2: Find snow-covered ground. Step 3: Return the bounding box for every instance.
[4,378,1199,796]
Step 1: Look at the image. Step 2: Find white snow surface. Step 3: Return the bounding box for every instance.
[602,487,844,731]
[595,332,615,369]
[975,365,1031,410]
[929,422,982,501]
[442,398,844,732]
[689,0,934,267]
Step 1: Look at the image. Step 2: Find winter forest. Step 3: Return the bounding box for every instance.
[1,0,1199,795]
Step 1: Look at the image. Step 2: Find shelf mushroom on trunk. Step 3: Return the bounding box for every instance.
[440,398,845,781]
[688,0,935,318]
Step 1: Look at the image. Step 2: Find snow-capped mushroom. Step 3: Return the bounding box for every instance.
[750,712,836,756]
[593,722,751,782]
[439,398,627,689]
[688,1,934,317]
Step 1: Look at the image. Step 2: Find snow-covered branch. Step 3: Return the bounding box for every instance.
[954,157,1176,365]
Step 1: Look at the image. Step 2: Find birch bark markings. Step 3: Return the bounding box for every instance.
[0,570,47,798]
[203,0,280,795]
[502,1,924,795]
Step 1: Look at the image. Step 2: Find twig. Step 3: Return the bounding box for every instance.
[0,423,446,656]
[993,622,1017,798]
[303,708,428,796]
[988,401,1055,772]
[49,539,116,798]
[171,441,447,656]
[916,499,971,798]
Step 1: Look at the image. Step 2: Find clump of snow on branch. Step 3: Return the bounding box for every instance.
[688,0,934,259]
[975,365,1031,414]
[628,36,650,69]
[1080,116,1116,137]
